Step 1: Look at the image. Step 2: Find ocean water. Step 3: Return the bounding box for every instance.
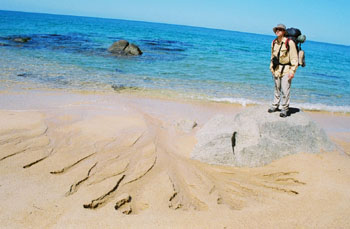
[1,10,350,112]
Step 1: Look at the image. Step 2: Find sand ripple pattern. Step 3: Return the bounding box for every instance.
[0,110,305,215]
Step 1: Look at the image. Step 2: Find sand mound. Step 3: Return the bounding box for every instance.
[0,110,305,212]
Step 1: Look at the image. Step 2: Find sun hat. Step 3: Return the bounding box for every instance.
[273,24,286,33]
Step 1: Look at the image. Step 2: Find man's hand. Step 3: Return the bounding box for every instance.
[288,73,294,81]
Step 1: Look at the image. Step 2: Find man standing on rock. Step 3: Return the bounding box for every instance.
[268,24,298,117]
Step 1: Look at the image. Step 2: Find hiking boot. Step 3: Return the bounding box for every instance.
[268,107,278,113]
[280,109,288,118]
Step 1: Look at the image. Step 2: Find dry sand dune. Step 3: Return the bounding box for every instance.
[0,92,350,228]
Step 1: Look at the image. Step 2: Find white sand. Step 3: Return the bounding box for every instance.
[0,90,349,228]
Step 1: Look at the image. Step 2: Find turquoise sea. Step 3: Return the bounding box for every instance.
[1,10,350,112]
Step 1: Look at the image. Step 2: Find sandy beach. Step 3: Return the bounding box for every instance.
[0,90,350,228]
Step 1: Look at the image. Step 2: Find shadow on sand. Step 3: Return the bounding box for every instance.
[287,107,300,117]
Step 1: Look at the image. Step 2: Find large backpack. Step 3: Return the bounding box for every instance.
[285,28,306,67]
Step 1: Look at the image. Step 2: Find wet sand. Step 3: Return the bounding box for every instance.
[0,90,349,228]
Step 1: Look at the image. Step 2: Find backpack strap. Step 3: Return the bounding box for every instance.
[285,38,290,51]
[277,41,284,61]
[272,38,277,49]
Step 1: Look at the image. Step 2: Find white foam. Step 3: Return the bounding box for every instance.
[210,97,263,107]
[210,97,350,113]
[293,103,350,113]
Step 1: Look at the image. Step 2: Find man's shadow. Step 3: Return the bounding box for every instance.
[287,107,300,117]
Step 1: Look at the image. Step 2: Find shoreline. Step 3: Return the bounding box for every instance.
[0,88,349,150]
[1,89,350,136]
[1,86,350,116]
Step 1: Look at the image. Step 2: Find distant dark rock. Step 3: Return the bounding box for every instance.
[111,84,138,92]
[108,40,142,56]
[0,43,9,46]
[191,106,337,167]
[12,37,31,43]
[17,73,29,77]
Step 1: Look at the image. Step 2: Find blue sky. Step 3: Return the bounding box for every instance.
[1,0,349,45]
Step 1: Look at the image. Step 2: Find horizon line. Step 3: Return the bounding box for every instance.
[1,9,349,47]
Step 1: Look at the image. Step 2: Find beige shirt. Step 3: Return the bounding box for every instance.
[269,37,298,77]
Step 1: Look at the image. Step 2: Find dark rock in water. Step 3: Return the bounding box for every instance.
[112,84,126,91]
[108,40,142,56]
[12,37,31,43]
[108,40,129,53]
[17,73,29,77]
[191,106,336,167]
[17,73,36,78]
[111,84,138,92]
[0,43,9,46]
[124,43,142,56]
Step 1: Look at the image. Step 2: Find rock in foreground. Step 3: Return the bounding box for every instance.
[191,106,336,167]
[108,40,142,56]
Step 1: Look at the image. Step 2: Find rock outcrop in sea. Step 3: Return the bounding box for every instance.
[191,106,336,167]
[9,36,31,43]
[108,40,142,56]
[0,36,31,46]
